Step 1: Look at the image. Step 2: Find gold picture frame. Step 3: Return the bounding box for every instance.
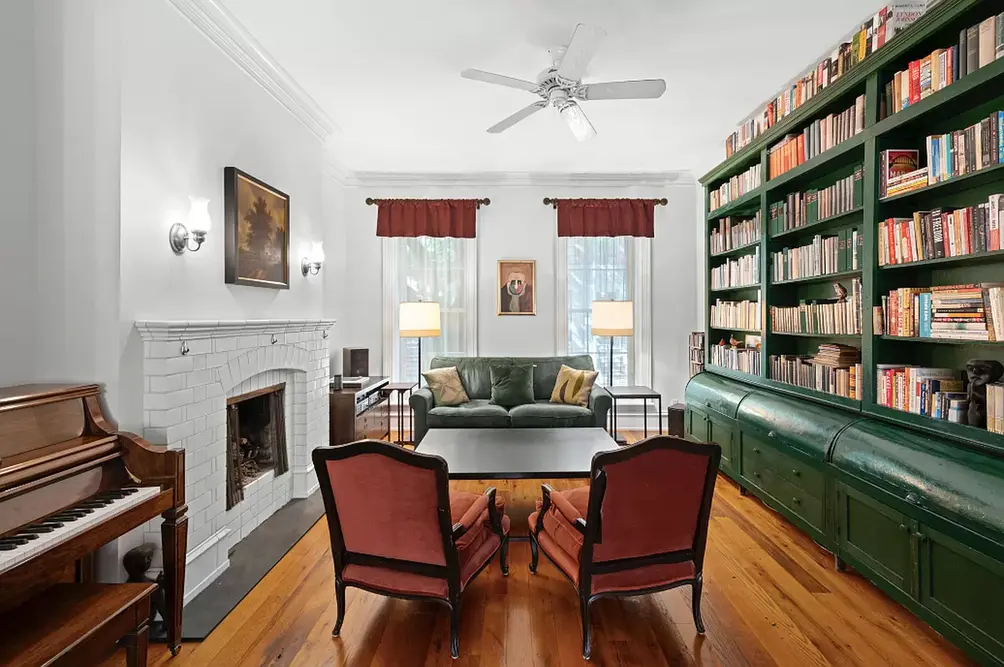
[497,260,536,315]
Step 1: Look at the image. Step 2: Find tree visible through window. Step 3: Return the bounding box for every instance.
[566,237,634,386]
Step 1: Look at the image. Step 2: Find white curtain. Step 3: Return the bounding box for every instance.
[382,237,477,382]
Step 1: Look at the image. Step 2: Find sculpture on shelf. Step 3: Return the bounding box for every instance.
[124,543,168,635]
[966,359,1004,428]
[833,282,848,303]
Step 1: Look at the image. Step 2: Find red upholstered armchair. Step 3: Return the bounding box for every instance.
[312,440,510,658]
[528,435,721,659]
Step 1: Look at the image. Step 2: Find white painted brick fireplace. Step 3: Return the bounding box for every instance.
[135,319,334,602]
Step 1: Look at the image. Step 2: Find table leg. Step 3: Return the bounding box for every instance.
[658,396,663,435]
[643,400,648,438]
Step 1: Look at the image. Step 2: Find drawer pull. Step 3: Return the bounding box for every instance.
[898,523,909,533]
[791,497,801,506]
[912,531,927,543]
[753,471,761,478]
[768,430,776,438]
[752,447,760,454]
[905,492,920,505]
[791,469,800,477]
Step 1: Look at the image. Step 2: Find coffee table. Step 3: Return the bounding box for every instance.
[417,428,618,537]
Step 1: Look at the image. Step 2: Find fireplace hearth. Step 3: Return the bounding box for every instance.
[226,383,289,511]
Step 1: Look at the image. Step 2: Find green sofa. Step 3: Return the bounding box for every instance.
[409,355,612,445]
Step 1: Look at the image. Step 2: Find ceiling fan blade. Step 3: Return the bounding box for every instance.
[487,102,547,134]
[461,69,539,92]
[559,101,596,142]
[578,79,667,100]
[556,23,606,81]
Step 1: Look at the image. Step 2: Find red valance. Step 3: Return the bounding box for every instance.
[376,199,478,238]
[556,198,657,238]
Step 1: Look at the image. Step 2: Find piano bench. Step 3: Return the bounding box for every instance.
[0,583,157,667]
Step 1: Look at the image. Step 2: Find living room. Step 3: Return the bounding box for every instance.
[2,0,1002,666]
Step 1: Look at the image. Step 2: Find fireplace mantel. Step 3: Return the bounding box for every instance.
[136,319,336,341]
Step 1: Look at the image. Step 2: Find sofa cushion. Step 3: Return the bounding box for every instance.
[422,366,470,406]
[550,365,599,407]
[430,355,595,401]
[490,364,535,408]
[428,399,510,428]
[509,401,594,428]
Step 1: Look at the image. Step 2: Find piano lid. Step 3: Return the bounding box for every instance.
[0,384,101,410]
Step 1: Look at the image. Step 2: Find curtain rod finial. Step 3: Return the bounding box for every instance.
[365,197,377,205]
[657,198,668,206]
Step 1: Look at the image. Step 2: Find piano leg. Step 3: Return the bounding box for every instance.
[161,505,188,656]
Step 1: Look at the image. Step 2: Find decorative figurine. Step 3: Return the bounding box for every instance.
[124,543,168,635]
[833,282,848,303]
[966,359,1004,428]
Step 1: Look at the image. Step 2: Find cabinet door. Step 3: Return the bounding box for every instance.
[836,484,916,599]
[685,407,709,443]
[707,415,734,471]
[918,526,1004,662]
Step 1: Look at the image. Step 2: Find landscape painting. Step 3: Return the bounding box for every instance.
[224,167,290,289]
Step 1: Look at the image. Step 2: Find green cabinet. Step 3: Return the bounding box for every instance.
[685,404,708,443]
[707,413,736,474]
[684,373,753,480]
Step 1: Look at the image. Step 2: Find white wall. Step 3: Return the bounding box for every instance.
[331,177,700,403]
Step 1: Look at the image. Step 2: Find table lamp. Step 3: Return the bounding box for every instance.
[591,300,633,387]
[399,301,441,386]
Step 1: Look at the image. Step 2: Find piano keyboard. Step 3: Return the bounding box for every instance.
[0,486,161,575]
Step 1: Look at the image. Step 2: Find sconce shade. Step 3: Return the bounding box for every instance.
[188,197,212,234]
[591,300,633,336]
[400,302,441,338]
[310,241,325,263]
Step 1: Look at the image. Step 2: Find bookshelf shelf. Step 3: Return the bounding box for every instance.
[770,208,864,240]
[710,240,762,259]
[771,332,862,340]
[709,284,761,294]
[772,269,861,287]
[765,134,867,194]
[709,326,762,334]
[878,248,1004,270]
[706,188,762,221]
[879,162,1004,204]
[879,335,1004,346]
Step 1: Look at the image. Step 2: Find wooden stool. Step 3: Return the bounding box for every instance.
[0,583,157,667]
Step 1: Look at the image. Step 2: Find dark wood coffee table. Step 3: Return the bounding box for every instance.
[417,428,618,537]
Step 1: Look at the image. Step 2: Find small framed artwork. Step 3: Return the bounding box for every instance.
[497,259,536,315]
[224,167,290,289]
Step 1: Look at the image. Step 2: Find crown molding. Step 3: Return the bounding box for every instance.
[166,0,337,142]
[327,168,695,188]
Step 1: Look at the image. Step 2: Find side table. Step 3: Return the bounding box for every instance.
[605,386,663,445]
[382,381,418,444]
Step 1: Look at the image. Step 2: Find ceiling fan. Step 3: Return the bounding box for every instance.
[461,23,666,142]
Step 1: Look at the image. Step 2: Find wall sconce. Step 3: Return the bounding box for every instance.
[301,241,325,276]
[169,197,212,254]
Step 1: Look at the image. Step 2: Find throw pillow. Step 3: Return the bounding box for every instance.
[489,364,535,407]
[550,365,598,407]
[422,366,470,406]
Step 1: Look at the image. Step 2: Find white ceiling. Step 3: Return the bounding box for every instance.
[220,0,883,175]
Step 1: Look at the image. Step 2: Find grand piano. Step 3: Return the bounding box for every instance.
[0,384,187,656]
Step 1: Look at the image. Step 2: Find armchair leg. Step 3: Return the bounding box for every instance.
[579,594,593,660]
[449,597,461,659]
[529,534,539,574]
[692,572,706,634]
[499,536,510,577]
[332,579,346,637]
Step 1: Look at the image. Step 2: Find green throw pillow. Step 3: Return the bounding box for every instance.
[489,364,535,407]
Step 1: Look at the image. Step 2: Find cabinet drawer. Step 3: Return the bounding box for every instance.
[743,462,824,532]
[742,434,824,498]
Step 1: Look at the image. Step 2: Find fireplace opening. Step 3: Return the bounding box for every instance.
[226,383,288,511]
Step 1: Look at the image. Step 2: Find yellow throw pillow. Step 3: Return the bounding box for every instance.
[550,365,598,407]
[423,366,470,406]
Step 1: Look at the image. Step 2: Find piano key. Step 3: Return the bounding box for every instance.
[19,526,56,534]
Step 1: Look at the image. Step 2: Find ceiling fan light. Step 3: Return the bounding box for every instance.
[559,101,596,142]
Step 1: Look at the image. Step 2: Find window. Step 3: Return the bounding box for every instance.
[566,237,635,386]
[382,237,477,382]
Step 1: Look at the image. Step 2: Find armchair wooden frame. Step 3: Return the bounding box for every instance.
[312,440,509,659]
[528,435,721,659]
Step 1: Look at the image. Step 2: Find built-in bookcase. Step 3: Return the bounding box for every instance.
[701,0,1004,456]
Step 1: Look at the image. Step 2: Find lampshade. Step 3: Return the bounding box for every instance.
[310,241,325,263]
[187,196,211,234]
[399,301,441,337]
[591,300,633,336]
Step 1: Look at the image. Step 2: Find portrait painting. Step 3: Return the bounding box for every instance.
[497,260,536,315]
[224,167,290,289]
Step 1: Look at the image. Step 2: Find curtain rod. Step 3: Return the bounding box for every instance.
[365,197,491,207]
[542,197,668,208]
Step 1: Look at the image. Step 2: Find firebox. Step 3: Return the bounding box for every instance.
[226,383,289,511]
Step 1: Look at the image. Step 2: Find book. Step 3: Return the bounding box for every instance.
[959,27,968,78]
[979,16,997,68]
[880,149,920,197]
[998,12,1004,60]
[967,25,980,73]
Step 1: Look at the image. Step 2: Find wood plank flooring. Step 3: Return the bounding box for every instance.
[102,432,974,667]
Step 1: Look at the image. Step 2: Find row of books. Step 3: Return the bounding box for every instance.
[710,212,762,255]
[711,247,760,290]
[880,13,1004,120]
[877,197,1003,265]
[770,278,863,335]
[709,164,762,212]
[879,283,1004,340]
[769,168,863,235]
[709,344,760,375]
[767,96,866,179]
[710,296,761,331]
[769,344,862,400]
[772,229,861,282]
[876,365,967,422]
[989,383,1004,435]
[724,2,929,158]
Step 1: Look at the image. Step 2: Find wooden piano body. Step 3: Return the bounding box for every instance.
[0,384,187,656]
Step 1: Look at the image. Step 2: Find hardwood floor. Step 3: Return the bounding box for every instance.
[103,432,974,667]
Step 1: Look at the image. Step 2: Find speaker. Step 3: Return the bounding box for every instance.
[330,374,342,391]
[343,347,369,377]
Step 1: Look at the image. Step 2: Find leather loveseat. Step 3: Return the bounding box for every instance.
[409,355,612,445]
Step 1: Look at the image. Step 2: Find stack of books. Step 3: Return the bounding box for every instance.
[990,383,1004,434]
[877,196,1003,265]
[876,365,966,421]
[771,278,863,335]
[710,212,761,254]
[710,295,761,331]
[924,111,1004,185]
[709,342,760,375]
[881,283,1004,340]
[769,344,862,399]
[769,167,863,235]
[772,229,861,282]
[879,149,923,197]
[689,332,705,378]
[709,164,762,212]
[711,247,760,290]
[768,96,866,179]
[882,12,1004,120]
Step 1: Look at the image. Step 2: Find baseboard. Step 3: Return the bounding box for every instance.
[185,558,230,605]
